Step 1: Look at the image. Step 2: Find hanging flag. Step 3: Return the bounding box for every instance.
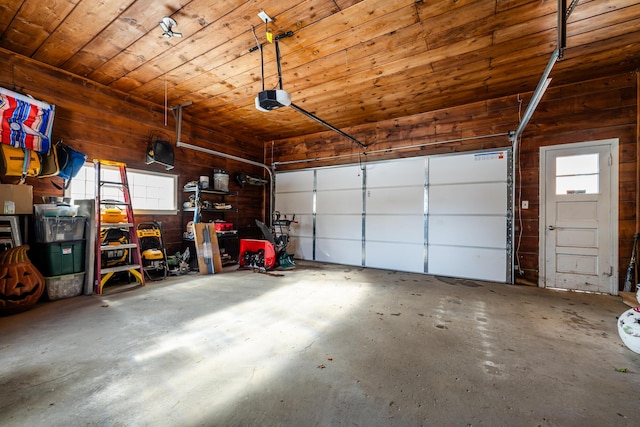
[0,87,55,153]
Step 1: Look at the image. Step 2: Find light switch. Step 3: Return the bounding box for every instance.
[522,200,529,209]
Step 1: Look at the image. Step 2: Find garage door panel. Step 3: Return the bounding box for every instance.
[428,245,507,282]
[288,214,313,238]
[429,182,507,215]
[275,192,313,215]
[365,241,424,273]
[428,216,506,248]
[316,214,361,240]
[317,166,362,190]
[429,151,508,184]
[366,186,424,214]
[276,170,314,192]
[289,236,313,261]
[316,238,362,266]
[366,158,426,188]
[365,215,424,244]
[316,189,362,214]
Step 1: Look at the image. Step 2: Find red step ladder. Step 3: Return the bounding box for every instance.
[94,159,144,294]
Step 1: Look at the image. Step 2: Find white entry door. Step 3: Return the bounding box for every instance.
[540,140,618,294]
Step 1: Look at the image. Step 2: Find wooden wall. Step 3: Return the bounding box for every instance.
[2,44,636,289]
[269,72,639,290]
[0,48,269,254]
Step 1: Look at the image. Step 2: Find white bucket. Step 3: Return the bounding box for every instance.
[200,175,209,189]
[213,169,229,192]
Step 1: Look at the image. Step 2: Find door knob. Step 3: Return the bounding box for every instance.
[547,225,556,231]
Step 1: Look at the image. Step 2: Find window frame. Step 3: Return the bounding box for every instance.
[65,163,179,216]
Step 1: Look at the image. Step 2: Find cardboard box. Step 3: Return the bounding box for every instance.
[0,184,33,214]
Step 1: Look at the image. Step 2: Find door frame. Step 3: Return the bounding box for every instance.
[538,138,619,294]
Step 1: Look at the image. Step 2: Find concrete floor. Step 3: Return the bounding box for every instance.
[1,261,639,427]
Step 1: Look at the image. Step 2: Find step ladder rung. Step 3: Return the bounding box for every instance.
[101,243,138,251]
[94,160,144,294]
[99,201,130,206]
[101,222,134,228]
[100,181,130,187]
[100,264,143,274]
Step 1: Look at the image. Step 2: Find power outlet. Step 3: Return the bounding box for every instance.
[522,200,529,209]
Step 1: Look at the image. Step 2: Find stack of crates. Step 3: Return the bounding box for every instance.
[30,215,86,300]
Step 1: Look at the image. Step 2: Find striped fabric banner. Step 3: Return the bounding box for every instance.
[0,87,55,153]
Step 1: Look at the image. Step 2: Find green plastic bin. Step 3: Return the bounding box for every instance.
[30,241,85,277]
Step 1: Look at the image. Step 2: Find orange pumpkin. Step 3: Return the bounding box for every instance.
[0,245,45,315]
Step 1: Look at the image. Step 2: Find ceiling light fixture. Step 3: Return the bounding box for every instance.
[159,17,182,38]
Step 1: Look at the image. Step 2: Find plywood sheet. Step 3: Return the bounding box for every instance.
[192,223,223,275]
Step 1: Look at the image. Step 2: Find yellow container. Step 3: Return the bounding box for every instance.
[101,208,127,223]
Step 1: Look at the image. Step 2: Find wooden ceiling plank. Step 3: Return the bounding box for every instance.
[492,13,556,45]
[33,0,136,67]
[333,0,365,10]
[0,0,23,37]
[495,0,542,14]
[418,0,496,38]
[566,2,640,39]
[135,1,417,107]
[567,16,640,50]
[120,0,339,97]
[0,0,79,57]
[130,0,414,103]
[114,0,299,92]
[88,0,247,86]
[63,0,193,77]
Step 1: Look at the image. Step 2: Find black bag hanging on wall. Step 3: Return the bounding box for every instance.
[38,141,61,178]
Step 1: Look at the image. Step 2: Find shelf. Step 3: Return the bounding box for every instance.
[183,187,237,196]
[182,184,240,265]
[183,207,238,213]
[183,231,238,242]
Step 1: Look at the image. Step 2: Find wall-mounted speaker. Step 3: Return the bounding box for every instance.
[145,139,174,170]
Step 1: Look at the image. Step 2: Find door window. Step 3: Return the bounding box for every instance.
[555,153,599,195]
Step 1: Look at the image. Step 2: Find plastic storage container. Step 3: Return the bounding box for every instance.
[30,241,85,276]
[35,216,85,243]
[45,272,85,300]
[213,169,229,192]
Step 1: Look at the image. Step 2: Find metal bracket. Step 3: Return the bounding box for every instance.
[169,101,192,144]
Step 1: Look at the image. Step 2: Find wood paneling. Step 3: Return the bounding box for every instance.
[270,72,638,290]
[0,49,266,255]
[1,0,638,142]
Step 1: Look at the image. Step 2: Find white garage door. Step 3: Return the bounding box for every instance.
[274,149,512,282]
[427,151,511,282]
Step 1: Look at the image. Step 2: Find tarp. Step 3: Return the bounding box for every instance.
[0,87,55,153]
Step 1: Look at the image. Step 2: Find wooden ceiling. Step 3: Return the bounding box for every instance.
[1,0,639,143]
